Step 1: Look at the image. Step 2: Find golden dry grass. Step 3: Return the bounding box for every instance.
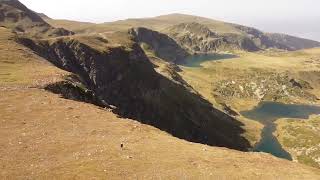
[0,27,68,88]
[1,26,320,179]
[1,89,320,179]
[44,19,95,33]
[44,13,242,35]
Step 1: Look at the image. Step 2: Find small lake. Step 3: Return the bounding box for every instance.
[241,101,320,160]
[182,53,238,67]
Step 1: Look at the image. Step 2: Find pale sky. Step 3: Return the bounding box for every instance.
[19,0,320,41]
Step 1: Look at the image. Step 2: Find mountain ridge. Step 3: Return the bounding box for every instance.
[0,0,73,37]
[40,12,320,52]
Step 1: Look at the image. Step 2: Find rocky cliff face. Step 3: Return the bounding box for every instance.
[164,22,260,53]
[266,33,320,50]
[234,24,320,50]
[19,35,251,151]
[232,24,287,50]
[163,22,320,53]
[0,0,73,37]
[129,27,189,63]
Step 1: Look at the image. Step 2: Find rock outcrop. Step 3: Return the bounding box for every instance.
[233,24,320,50]
[164,22,260,53]
[266,33,320,50]
[0,0,73,37]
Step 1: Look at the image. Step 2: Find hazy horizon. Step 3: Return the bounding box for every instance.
[19,0,320,41]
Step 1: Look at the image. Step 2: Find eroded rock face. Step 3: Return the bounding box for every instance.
[163,22,320,53]
[266,33,320,51]
[233,25,320,50]
[19,36,251,151]
[164,22,260,53]
[232,25,288,50]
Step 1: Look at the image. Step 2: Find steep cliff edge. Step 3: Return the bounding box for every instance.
[129,27,189,63]
[18,34,252,150]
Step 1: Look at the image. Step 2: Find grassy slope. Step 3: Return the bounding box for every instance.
[0,27,68,87]
[44,14,242,35]
[44,14,320,53]
[276,116,320,169]
[43,18,95,33]
[1,27,320,179]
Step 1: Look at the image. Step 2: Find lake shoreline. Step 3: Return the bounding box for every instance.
[241,101,320,160]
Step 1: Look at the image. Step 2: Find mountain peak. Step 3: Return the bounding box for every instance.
[37,13,51,19]
[155,13,220,23]
[0,0,73,37]
[166,22,216,36]
[0,0,44,22]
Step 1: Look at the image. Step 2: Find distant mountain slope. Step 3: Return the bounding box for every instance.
[231,24,290,50]
[233,24,320,50]
[41,13,242,35]
[44,13,320,51]
[266,33,320,50]
[105,13,241,34]
[43,18,95,34]
[165,22,320,53]
[37,12,51,19]
[164,22,260,52]
[0,0,73,37]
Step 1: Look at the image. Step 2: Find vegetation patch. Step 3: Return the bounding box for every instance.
[276,116,320,168]
[213,70,317,103]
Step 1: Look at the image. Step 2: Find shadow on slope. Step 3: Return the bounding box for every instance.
[18,36,251,151]
[181,53,239,68]
[129,27,189,63]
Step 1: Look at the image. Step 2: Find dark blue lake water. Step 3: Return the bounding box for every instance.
[241,101,320,160]
[182,53,238,67]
